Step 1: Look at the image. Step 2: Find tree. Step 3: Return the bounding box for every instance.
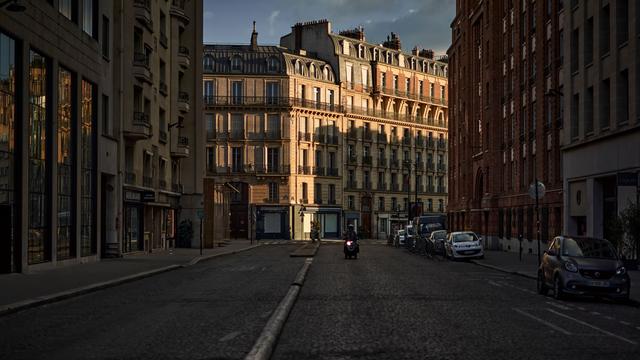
[620,201,640,260]
[604,214,625,255]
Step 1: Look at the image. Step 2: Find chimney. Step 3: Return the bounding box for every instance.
[250,21,258,50]
[382,32,402,50]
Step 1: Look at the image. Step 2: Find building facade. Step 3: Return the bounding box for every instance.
[0,0,202,273]
[204,21,448,241]
[561,0,640,243]
[448,0,564,253]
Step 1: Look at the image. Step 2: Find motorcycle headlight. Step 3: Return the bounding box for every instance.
[564,262,578,273]
[616,267,627,275]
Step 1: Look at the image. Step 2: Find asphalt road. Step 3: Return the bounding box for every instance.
[2,243,640,360]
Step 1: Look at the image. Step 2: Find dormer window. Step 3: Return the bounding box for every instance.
[358,45,364,58]
[203,55,214,71]
[385,52,391,64]
[294,60,302,75]
[231,56,242,71]
[267,57,280,72]
[323,66,329,80]
[373,49,378,61]
[309,63,316,78]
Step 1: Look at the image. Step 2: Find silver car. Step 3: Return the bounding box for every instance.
[428,230,448,254]
[537,236,630,301]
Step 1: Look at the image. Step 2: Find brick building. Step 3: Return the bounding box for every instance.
[448,0,564,253]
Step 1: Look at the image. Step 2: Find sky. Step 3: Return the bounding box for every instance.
[202,0,456,55]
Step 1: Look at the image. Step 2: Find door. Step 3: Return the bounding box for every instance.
[0,205,15,273]
[361,195,372,238]
[230,182,249,239]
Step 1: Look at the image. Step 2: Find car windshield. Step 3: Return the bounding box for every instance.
[453,233,478,243]
[432,231,447,239]
[562,238,617,259]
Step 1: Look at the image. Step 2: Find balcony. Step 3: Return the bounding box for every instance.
[427,162,435,171]
[373,85,449,108]
[391,159,400,169]
[313,133,324,143]
[391,135,400,145]
[437,139,447,150]
[159,130,168,143]
[327,168,339,177]
[178,46,191,69]
[427,185,435,193]
[298,132,311,142]
[363,182,372,190]
[437,163,447,173]
[170,0,190,24]
[347,180,359,190]
[177,91,190,113]
[437,186,446,194]
[171,136,190,158]
[347,128,358,140]
[159,81,168,96]
[265,130,282,140]
[363,130,373,141]
[125,172,136,185]
[143,176,153,188]
[377,183,387,191]
[133,0,153,30]
[347,154,358,166]
[203,96,344,113]
[378,158,386,167]
[313,166,325,176]
[124,112,152,140]
[403,137,412,146]
[159,32,168,49]
[362,155,372,166]
[298,166,311,175]
[301,198,309,204]
[327,135,339,145]
[416,137,425,147]
[391,183,399,192]
[377,133,387,143]
[132,53,152,84]
[416,162,424,172]
[427,139,435,149]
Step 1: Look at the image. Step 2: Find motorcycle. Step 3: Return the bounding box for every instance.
[344,239,359,259]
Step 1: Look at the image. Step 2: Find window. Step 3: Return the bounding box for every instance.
[391,198,397,211]
[361,66,369,88]
[28,51,50,264]
[231,56,242,71]
[315,183,322,203]
[430,83,435,97]
[102,94,111,136]
[83,0,96,38]
[81,80,96,256]
[381,73,386,89]
[58,68,75,260]
[600,79,610,130]
[405,78,411,94]
[59,0,73,20]
[206,114,215,139]
[393,75,398,90]
[266,82,279,104]
[329,184,336,203]
[313,87,321,103]
[585,87,593,135]
[231,81,243,104]
[617,0,628,46]
[269,183,279,202]
[617,69,629,125]
[584,17,593,65]
[267,148,279,172]
[327,89,335,105]
[600,5,610,56]
[206,146,215,171]
[203,56,214,71]
[301,183,308,201]
[571,93,579,139]
[570,28,579,73]
[419,80,424,95]
[232,147,243,172]
[203,80,214,100]
[441,85,446,99]
[348,196,355,210]
[267,57,279,72]
[102,16,110,58]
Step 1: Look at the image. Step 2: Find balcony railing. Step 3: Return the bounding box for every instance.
[416,137,425,147]
[391,159,400,169]
[178,91,190,102]
[313,166,325,176]
[178,136,189,146]
[437,163,446,172]
[427,162,435,171]
[377,183,387,191]
[133,111,150,126]
[363,182,372,190]
[373,85,449,107]
[298,132,311,141]
[204,96,343,113]
[327,135,339,145]
[347,128,358,140]
[178,46,190,57]
[133,52,149,68]
[230,130,244,140]
[378,158,386,167]
[403,137,412,146]
[377,133,387,143]
[347,180,359,190]
[219,164,291,175]
[298,165,311,175]
[143,176,153,187]
[391,183,399,191]
[437,139,447,150]
[264,197,279,204]
[390,135,400,145]
[363,130,373,141]
[427,139,435,149]
[362,156,372,166]
[327,168,339,177]
[437,186,446,193]
[347,155,358,165]
[427,185,435,193]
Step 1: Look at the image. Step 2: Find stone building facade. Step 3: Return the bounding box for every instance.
[0,0,202,273]
[561,0,640,243]
[204,21,448,241]
[448,0,564,253]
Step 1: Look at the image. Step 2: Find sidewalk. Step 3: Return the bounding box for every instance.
[472,250,640,302]
[0,240,259,314]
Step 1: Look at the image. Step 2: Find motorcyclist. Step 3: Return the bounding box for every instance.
[345,224,359,244]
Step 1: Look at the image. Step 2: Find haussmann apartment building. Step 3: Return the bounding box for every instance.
[203,20,449,241]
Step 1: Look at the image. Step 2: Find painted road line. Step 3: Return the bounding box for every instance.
[513,308,572,335]
[219,331,241,342]
[488,280,503,288]
[620,321,631,326]
[547,309,637,345]
[546,301,572,311]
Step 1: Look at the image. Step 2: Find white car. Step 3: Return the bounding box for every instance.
[445,231,484,260]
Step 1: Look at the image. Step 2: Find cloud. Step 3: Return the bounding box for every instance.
[268,10,280,36]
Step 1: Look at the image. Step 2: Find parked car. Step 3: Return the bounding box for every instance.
[537,236,630,301]
[405,224,416,249]
[428,230,448,254]
[394,229,406,247]
[444,231,484,260]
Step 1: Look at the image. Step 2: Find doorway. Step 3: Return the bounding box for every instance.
[0,204,16,273]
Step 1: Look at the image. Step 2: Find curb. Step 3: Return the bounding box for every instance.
[245,258,313,360]
[289,243,320,257]
[187,244,262,266]
[0,265,180,317]
[470,260,537,280]
[0,244,262,318]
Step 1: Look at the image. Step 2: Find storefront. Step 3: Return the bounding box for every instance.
[343,211,360,234]
[123,190,144,253]
[304,206,341,239]
[256,206,290,240]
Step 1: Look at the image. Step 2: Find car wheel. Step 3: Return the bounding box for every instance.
[553,275,564,300]
[537,271,548,296]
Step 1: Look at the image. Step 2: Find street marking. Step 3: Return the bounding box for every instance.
[219,331,241,342]
[513,308,572,335]
[547,309,637,345]
[619,321,631,326]
[590,311,601,316]
[604,316,614,321]
[577,307,586,311]
[547,302,572,311]
[488,280,503,287]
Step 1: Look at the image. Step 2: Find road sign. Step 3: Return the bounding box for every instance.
[528,181,546,200]
[196,208,205,219]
